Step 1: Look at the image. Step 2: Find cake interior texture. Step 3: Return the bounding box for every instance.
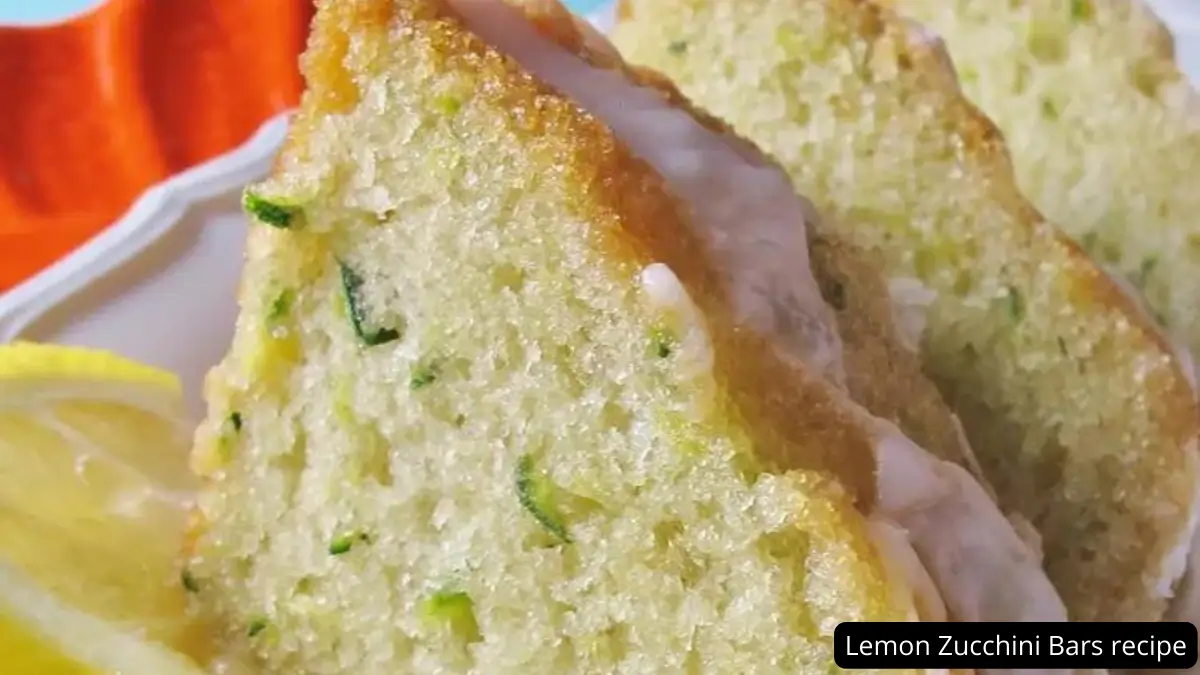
[185,1,916,673]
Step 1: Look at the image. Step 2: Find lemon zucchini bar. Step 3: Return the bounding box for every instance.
[184,1,930,672]
[612,0,1200,622]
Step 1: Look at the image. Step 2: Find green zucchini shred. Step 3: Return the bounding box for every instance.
[434,94,463,116]
[1080,231,1099,254]
[515,454,571,543]
[218,412,243,460]
[667,39,688,55]
[247,617,269,637]
[1004,286,1025,322]
[333,377,356,429]
[410,360,441,390]
[338,261,403,347]
[267,290,293,322]
[1040,97,1058,120]
[421,589,481,642]
[180,568,200,593]
[329,530,372,556]
[1135,255,1158,288]
[1070,0,1091,20]
[649,326,676,359]
[243,191,300,229]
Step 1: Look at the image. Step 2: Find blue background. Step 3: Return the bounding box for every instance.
[0,0,605,24]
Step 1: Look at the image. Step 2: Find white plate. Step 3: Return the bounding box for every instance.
[0,115,289,419]
[1,2,1197,422]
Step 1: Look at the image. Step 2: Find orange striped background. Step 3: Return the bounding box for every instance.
[0,0,315,292]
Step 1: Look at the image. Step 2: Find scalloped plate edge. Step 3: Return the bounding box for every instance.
[0,113,291,342]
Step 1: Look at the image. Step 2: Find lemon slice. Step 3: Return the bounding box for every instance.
[0,559,210,675]
[0,342,210,660]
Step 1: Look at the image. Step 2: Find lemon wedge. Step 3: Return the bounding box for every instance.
[0,342,211,660]
[0,559,210,675]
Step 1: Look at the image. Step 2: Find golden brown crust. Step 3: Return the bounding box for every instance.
[258,0,882,508]
[843,0,1200,615]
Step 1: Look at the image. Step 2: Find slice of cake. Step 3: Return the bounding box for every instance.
[880,0,1200,631]
[184,1,926,672]
[612,0,1200,622]
[184,1,1065,672]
